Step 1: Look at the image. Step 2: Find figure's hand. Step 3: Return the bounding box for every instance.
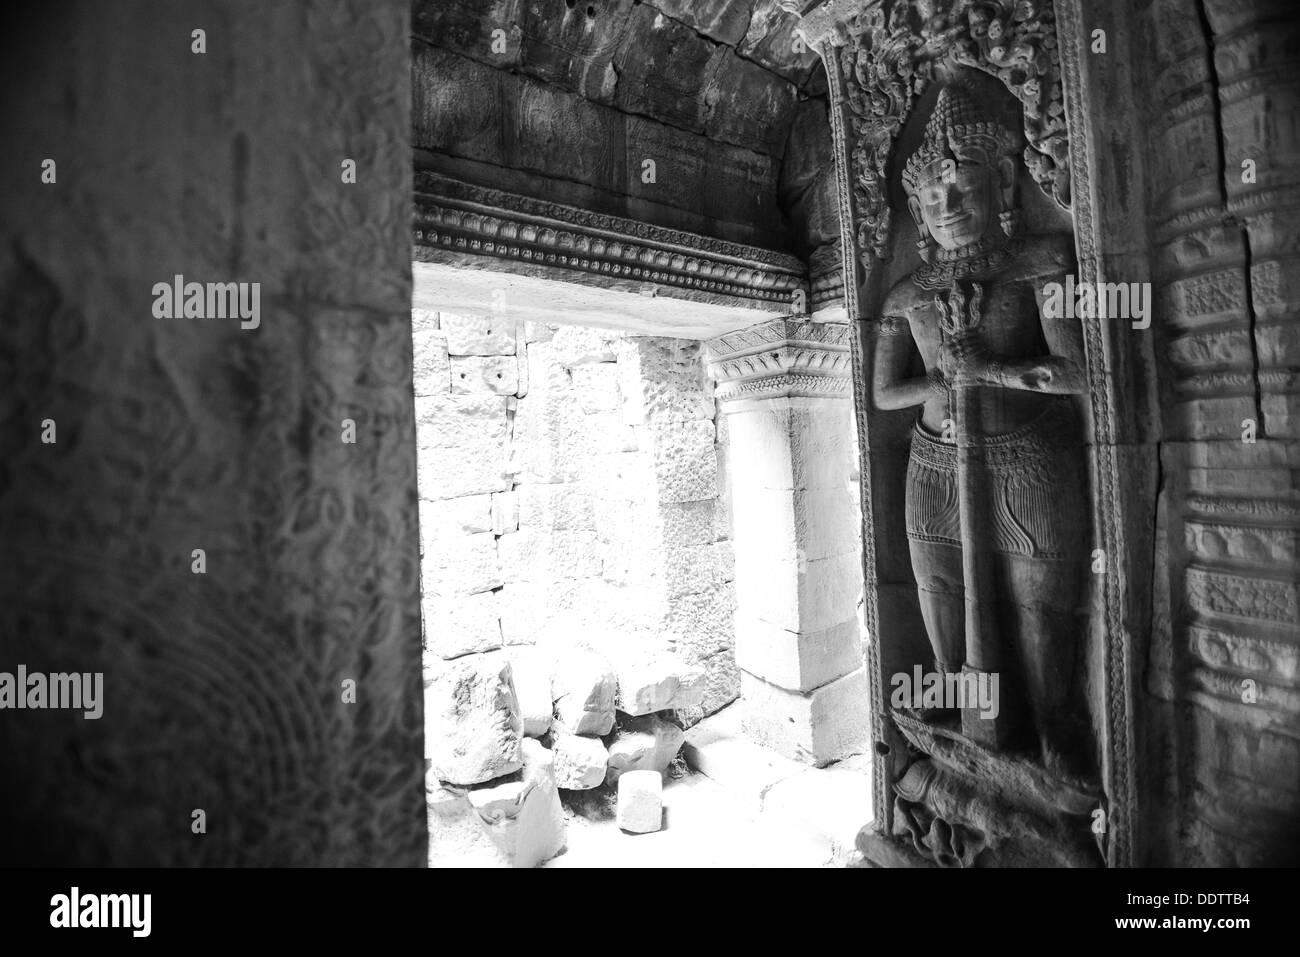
[949,334,992,385]
[927,365,949,395]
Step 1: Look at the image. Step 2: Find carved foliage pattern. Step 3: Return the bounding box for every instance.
[829,0,1069,263]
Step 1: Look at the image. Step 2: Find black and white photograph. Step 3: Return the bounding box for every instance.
[0,0,1295,937]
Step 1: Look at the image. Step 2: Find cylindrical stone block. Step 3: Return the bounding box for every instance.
[616,769,663,834]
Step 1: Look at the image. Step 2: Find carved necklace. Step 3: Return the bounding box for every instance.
[913,233,1021,290]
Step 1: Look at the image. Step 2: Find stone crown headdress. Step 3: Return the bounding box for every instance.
[902,85,1016,194]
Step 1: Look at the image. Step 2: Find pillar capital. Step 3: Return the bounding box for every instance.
[706,317,851,406]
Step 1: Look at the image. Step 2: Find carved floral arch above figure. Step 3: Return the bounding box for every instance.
[821,0,1070,265]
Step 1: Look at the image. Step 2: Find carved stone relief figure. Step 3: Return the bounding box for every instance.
[872,83,1092,782]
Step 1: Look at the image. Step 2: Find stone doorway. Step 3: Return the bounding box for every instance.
[415,263,872,866]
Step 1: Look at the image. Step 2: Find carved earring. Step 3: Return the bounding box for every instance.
[999,209,1018,239]
[916,235,937,263]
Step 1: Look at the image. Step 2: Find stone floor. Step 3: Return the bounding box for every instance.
[543,706,874,868]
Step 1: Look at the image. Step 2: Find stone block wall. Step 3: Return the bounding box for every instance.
[415,311,739,722]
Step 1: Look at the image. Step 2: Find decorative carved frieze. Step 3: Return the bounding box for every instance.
[705,317,852,402]
[1189,624,1300,686]
[412,172,808,309]
[1185,565,1300,629]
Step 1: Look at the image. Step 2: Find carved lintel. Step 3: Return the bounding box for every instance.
[412,172,808,309]
[706,317,852,403]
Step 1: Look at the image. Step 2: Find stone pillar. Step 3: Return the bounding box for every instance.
[706,318,868,766]
[1140,0,1300,866]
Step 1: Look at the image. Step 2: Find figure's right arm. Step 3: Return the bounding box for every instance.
[872,291,939,411]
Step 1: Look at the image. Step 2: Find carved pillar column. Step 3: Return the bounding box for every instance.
[706,318,869,766]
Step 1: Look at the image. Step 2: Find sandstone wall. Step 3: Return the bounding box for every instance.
[415,313,738,724]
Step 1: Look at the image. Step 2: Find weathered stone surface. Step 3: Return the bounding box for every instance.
[427,655,522,784]
[674,650,741,728]
[571,361,621,411]
[508,389,590,483]
[734,616,862,693]
[452,355,520,395]
[663,584,735,662]
[416,394,510,499]
[507,648,554,737]
[551,324,617,365]
[552,733,610,790]
[725,403,853,491]
[427,781,504,867]
[419,495,494,544]
[586,411,640,454]
[423,530,501,597]
[413,322,451,396]
[524,320,557,344]
[617,770,663,833]
[652,420,720,503]
[553,650,617,736]
[465,739,566,868]
[492,490,519,535]
[731,483,858,562]
[441,313,518,356]
[498,529,603,581]
[606,714,686,784]
[425,590,502,660]
[517,482,596,531]
[662,541,734,598]
[733,550,861,637]
[658,499,727,546]
[615,655,707,716]
[740,667,869,768]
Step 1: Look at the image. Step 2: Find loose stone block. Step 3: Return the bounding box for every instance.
[451,355,520,395]
[615,655,707,716]
[740,667,869,767]
[427,654,522,784]
[427,782,503,867]
[552,649,617,736]
[441,312,517,356]
[552,733,610,789]
[507,648,554,737]
[606,714,685,784]
[617,770,663,833]
[466,738,566,868]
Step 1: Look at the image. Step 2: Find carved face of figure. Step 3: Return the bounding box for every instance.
[908,156,999,250]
